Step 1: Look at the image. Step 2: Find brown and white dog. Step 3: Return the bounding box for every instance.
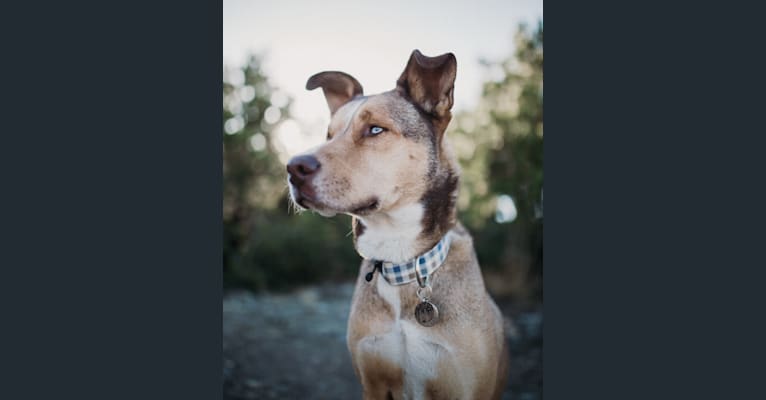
[287,50,509,400]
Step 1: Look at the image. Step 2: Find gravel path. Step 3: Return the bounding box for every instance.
[223,283,542,399]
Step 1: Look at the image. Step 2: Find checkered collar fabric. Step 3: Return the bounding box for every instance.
[377,232,452,286]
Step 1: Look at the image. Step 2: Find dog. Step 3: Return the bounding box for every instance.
[287,50,509,400]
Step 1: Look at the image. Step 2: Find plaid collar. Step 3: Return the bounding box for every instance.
[377,233,452,286]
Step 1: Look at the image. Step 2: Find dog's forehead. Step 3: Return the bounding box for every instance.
[329,97,367,131]
[329,92,424,133]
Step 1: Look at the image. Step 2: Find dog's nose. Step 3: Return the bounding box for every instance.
[287,155,321,182]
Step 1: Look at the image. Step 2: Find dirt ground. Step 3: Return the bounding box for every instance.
[223,283,542,400]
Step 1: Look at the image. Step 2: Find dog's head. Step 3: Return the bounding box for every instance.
[287,50,458,229]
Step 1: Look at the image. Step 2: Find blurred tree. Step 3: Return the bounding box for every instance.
[450,21,543,302]
[223,55,360,291]
[223,56,287,290]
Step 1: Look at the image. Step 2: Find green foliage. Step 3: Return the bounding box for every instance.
[223,56,360,291]
[450,21,543,300]
[227,206,360,291]
[223,22,543,301]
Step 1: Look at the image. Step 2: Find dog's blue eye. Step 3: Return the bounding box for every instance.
[369,126,384,135]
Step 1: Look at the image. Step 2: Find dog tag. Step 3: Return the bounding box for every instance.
[415,301,439,327]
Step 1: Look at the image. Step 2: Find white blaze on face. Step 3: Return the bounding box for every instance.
[333,97,367,137]
[321,97,367,151]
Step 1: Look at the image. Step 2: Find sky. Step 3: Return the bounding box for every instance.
[223,0,543,160]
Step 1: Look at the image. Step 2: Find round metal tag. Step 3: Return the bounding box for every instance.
[414,301,439,327]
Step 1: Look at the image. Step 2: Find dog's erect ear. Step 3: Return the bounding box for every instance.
[306,71,364,115]
[396,50,457,119]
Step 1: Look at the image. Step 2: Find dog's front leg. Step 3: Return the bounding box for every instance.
[362,387,395,400]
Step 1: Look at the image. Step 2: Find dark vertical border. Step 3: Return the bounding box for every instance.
[0,1,222,399]
[548,1,766,399]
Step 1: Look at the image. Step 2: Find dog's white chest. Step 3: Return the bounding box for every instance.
[355,277,461,399]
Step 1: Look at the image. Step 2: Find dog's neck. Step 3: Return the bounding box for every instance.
[353,204,428,263]
[353,165,458,263]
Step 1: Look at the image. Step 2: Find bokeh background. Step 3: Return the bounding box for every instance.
[223,1,542,399]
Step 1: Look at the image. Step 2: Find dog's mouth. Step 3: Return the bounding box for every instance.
[350,198,379,216]
[291,192,336,217]
[291,188,321,210]
[290,186,378,217]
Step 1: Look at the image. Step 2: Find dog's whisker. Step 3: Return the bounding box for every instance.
[282,182,305,216]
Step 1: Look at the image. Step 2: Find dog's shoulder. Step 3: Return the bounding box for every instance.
[443,222,477,269]
[450,221,473,243]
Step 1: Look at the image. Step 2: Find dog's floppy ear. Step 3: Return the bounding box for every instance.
[306,71,364,115]
[396,50,457,119]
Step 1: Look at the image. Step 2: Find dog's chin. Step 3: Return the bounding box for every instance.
[290,190,338,217]
[290,189,378,218]
[348,198,380,216]
[314,197,380,217]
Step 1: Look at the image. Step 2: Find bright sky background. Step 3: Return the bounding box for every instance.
[224,0,543,160]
